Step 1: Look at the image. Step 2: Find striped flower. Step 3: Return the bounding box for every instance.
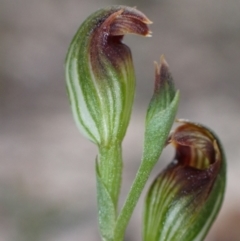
[143,121,226,241]
[65,6,152,146]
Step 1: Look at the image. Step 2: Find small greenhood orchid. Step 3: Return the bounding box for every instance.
[143,121,226,241]
[65,6,152,146]
[65,5,226,241]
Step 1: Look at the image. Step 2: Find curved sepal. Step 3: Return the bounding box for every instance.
[143,121,226,241]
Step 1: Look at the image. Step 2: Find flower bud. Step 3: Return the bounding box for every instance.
[142,56,179,164]
[65,6,152,145]
[143,121,226,241]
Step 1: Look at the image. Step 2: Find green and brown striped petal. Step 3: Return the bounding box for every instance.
[143,121,226,241]
[65,6,152,146]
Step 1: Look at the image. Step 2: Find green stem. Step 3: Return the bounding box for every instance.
[98,143,123,211]
[114,160,154,241]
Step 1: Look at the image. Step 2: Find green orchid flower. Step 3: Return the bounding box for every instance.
[143,121,226,241]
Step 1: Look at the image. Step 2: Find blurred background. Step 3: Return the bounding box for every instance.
[1,0,240,240]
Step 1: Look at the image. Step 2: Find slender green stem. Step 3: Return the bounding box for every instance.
[98,143,123,211]
[114,160,154,241]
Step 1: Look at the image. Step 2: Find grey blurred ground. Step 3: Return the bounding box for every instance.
[1,0,240,240]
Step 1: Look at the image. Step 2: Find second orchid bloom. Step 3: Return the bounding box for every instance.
[143,121,226,241]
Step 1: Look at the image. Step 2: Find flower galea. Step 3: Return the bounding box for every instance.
[65,6,152,146]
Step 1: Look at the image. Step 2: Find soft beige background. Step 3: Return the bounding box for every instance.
[1,0,240,240]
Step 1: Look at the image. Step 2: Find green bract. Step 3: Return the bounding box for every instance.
[143,121,226,241]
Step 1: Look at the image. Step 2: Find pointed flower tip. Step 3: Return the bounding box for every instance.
[146,30,153,37]
[154,55,169,77]
[160,54,169,67]
[153,55,174,96]
[142,18,153,25]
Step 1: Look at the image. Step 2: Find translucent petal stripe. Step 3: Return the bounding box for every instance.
[192,195,222,241]
[145,171,181,241]
[66,45,100,143]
